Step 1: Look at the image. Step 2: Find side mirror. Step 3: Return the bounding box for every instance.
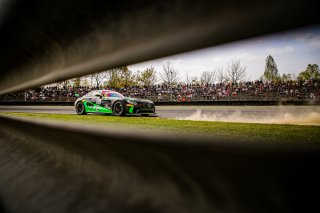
[95,94,102,98]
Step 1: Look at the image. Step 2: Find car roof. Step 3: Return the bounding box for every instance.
[94,90,120,94]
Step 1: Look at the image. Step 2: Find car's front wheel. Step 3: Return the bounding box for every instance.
[76,101,87,115]
[112,101,125,116]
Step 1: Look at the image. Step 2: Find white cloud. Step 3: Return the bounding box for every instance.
[211,57,224,63]
[292,32,320,48]
[265,46,295,55]
[238,53,256,61]
[162,59,184,68]
[309,37,320,48]
[129,26,320,83]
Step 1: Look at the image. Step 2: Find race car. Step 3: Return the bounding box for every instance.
[74,90,156,116]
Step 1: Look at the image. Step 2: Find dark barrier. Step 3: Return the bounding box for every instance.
[1,1,320,213]
[1,115,319,213]
[1,0,320,95]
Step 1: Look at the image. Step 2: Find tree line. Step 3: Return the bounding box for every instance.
[263,55,319,82]
[58,55,319,88]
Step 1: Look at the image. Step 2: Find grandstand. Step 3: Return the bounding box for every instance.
[1,80,319,103]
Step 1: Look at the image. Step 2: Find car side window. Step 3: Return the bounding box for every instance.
[105,92,123,98]
[85,92,93,97]
[92,91,101,97]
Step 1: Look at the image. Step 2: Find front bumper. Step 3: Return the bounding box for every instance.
[126,103,155,115]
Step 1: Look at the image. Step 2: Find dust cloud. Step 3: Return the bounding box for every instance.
[177,106,320,126]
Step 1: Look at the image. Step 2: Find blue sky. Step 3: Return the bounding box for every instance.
[128,24,320,82]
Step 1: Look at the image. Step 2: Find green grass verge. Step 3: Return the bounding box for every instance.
[1,112,320,145]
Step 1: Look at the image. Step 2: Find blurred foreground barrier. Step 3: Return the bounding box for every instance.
[0,115,319,213]
[1,1,320,213]
[0,0,320,95]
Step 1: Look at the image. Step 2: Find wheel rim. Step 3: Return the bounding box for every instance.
[77,103,83,113]
[114,102,123,115]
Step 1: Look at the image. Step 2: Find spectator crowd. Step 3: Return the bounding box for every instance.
[2,80,319,102]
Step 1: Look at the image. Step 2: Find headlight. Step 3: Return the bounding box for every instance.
[127,100,137,105]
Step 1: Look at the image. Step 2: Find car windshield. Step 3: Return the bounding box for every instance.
[103,92,124,98]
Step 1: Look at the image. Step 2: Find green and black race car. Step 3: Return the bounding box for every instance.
[74,90,156,116]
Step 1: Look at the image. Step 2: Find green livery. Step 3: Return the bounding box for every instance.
[82,100,113,113]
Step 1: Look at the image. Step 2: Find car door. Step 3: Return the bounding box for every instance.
[100,92,112,109]
[86,91,101,104]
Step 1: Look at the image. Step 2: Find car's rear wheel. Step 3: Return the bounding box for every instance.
[112,101,125,116]
[76,101,87,115]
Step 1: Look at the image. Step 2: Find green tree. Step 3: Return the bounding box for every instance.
[263,55,279,81]
[72,77,81,88]
[107,68,122,89]
[107,66,136,88]
[137,66,157,87]
[298,64,320,82]
[281,73,294,82]
[119,66,136,88]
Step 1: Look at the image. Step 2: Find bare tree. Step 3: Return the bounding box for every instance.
[160,61,179,101]
[185,72,191,85]
[215,67,226,83]
[159,61,180,85]
[90,71,107,88]
[191,76,199,87]
[226,60,247,83]
[61,80,70,88]
[200,71,215,85]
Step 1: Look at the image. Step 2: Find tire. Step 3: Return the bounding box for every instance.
[76,101,87,115]
[112,101,125,116]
